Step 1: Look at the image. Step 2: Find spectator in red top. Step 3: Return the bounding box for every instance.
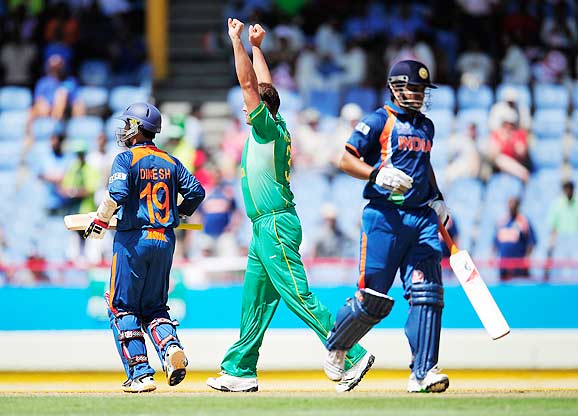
[489,107,531,182]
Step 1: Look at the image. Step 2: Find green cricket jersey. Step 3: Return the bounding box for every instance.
[241,101,295,221]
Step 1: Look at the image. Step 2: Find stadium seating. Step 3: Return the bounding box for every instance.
[531,109,567,140]
[457,85,494,110]
[533,83,570,110]
[277,88,304,114]
[0,111,27,141]
[456,108,489,137]
[430,140,448,171]
[31,117,63,142]
[569,141,578,168]
[521,169,561,245]
[570,110,578,137]
[330,173,366,237]
[529,140,564,169]
[108,86,149,113]
[105,113,123,141]
[79,60,111,87]
[425,109,454,140]
[427,85,455,111]
[496,83,532,107]
[65,116,104,146]
[446,178,484,251]
[307,89,340,117]
[291,170,331,234]
[0,141,23,170]
[343,87,378,114]
[0,86,32,111]
[77,86,109,111]
[475,171,523,259]
[226,86,245,121]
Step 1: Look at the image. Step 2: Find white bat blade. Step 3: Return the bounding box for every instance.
[449,250,510,340]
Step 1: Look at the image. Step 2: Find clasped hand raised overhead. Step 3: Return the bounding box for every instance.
[227,18,244,41]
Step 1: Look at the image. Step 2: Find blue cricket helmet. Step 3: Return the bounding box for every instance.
[116,102,162,146]
[388,60,437,89]
[117,102,162,133]
[387,60,436,111]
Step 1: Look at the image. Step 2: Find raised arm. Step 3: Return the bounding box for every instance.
[248,24,272,84]
[228,18,260,113]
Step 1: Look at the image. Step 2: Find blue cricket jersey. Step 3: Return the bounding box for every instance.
[494,214,536,259]
[108,143,205,231]
[346,102,437,208]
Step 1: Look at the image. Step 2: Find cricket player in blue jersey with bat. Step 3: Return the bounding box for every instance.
[84,102,205,393]
[323,60,451,393]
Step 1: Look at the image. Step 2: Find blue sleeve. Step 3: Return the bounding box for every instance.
[345,112,385,158]
[176,159,205,216]
[108,152,131,206]
[34,78,49,100]
[528,223,537,247]
[62,77,79,101]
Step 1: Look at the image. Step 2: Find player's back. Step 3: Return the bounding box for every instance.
[113,145,183,231]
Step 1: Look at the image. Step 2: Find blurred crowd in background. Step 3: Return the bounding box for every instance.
[1,0,578,287]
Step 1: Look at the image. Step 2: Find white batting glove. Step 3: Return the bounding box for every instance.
[429,198,450,225]
[83,217,109,239]
[371,167,413,194]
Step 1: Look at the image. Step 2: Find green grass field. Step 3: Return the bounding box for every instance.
[1,392,578,416]
[1,371,576,416]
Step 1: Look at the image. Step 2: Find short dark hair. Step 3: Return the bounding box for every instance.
[258,83,280,116]
[140,127,155,139]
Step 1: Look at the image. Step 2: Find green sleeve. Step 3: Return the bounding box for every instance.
[249,101,282,143]
[547,200,559,231]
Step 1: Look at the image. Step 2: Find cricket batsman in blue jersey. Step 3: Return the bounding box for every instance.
[84,102,205,393]
[324,60,451,393]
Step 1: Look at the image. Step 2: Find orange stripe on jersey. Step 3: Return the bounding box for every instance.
[109,254,118,311]
[379,107,397,168]
[130,146,176,166]
[358,232,368,289]
[345,143,361,158]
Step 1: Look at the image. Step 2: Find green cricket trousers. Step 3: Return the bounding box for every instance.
[221,208,367,377]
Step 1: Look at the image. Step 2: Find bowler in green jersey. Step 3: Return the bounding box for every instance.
[206,18,374,393]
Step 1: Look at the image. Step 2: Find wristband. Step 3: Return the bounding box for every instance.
[369,168,379,184]
[93,218,109,229]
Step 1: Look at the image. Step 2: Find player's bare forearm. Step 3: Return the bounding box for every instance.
[228,18,260,113]
[231,38,260,112]
[251,46,272,84]
[248,24,272,84]
[339,150,373,180]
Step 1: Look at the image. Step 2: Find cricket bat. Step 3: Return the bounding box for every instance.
[64,213,203,231]
[439,224,510,340]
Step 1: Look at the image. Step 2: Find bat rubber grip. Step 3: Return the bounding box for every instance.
[438,223,459,255]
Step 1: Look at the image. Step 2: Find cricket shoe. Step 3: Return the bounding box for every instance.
[335,352,375,393]
[206,372,258,392]
[122,374,156,393]
[324,349,345,381]
[407,365,449,393]
[164,344,188,386]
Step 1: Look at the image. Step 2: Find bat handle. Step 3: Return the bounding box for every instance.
[438,222,459,255]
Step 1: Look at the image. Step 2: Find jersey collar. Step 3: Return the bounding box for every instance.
[131,141,156,148]
[385,101,406,115]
